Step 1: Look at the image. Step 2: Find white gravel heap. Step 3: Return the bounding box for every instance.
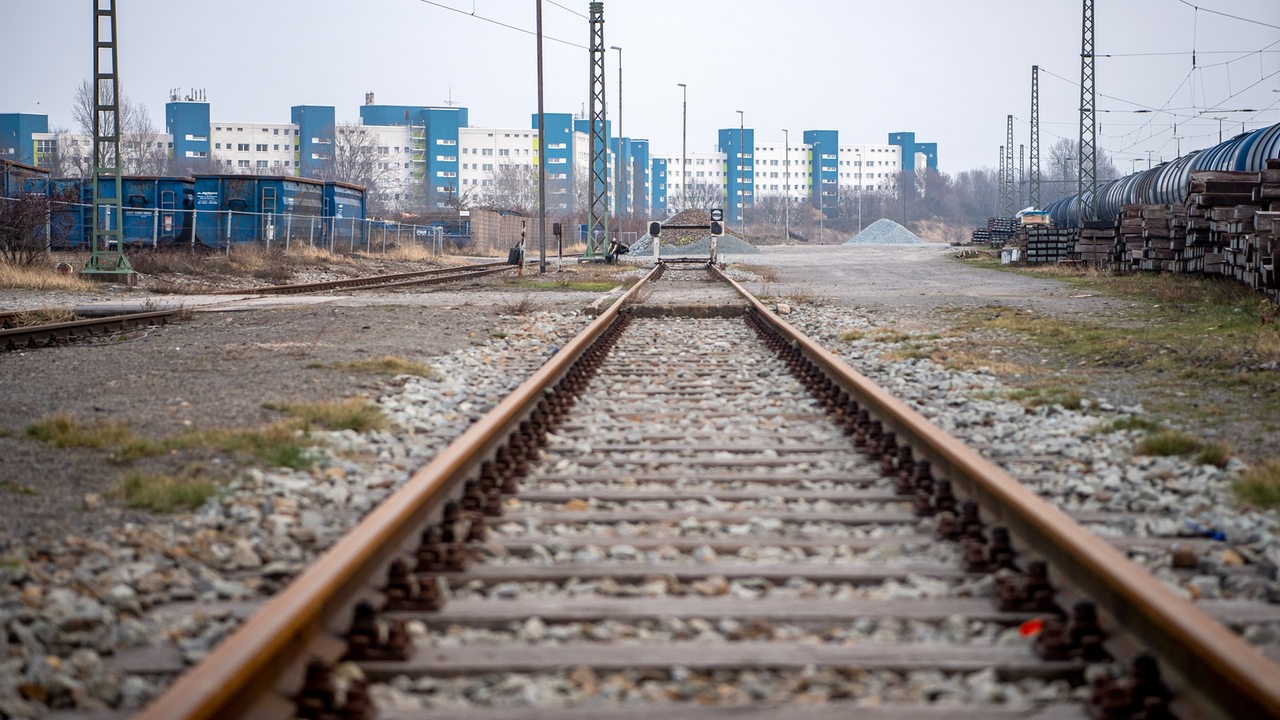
[1,302,1278,717]
[845,219,928,245]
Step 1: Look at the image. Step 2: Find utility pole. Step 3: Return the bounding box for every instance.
[536,0,546,273]
[1030,64,1041,208]
[678,82,687,210]
[1078,0,1098,221]
[82,0,135,284]
[610,45,624,222]
[585,2,609,260]
[737,109,744,235]
[782,128,789,243]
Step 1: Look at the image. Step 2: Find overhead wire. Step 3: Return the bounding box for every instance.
[1175,0,1280,31]
[415,0,588,49]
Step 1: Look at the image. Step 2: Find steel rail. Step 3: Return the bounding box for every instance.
[134,264,662,720]
[0,309,179,351]
[710,263,1280,719]
[216,260,513,295]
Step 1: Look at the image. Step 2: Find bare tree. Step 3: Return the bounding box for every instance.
[73,79,167,175]
[0,192,52,265]
[683,181,724,211]
[484,165,538,213]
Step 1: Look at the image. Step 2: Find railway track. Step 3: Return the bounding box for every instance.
[0,308,180,351]
[220,260,515,295]
[134,263,1280,719]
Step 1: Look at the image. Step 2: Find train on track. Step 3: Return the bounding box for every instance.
[0,160,368,251]
[1045,121,1280,228]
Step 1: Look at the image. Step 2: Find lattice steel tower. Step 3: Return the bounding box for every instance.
[1029,65,1041,208]
[1078,0,1098,221]
[585,2,610,261]
[1002,115,1015,216]
[82,0,135,283]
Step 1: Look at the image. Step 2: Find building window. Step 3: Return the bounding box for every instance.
[237,143,249,151]
[257,160,268,168]
[238,160,250,167]
[256,144,267,152]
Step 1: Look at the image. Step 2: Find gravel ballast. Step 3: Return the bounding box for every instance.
[0,248,1277,716]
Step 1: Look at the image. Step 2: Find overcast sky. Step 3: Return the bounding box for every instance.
[3,0,1278,173]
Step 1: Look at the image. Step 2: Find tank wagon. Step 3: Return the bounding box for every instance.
[1049,122,1280,228]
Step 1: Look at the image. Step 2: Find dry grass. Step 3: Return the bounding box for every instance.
[1136,428,1229,467]
[328,355,440,379]
[0,261,95,290]
[1235,460,1280,508]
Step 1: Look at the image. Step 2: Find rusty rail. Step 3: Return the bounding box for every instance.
[134,264,662,720]
[710,263,1280,720]
[0,309,179,351]
[218,260,513,295]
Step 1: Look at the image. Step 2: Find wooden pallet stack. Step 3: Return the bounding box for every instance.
[1021,224,1076,264]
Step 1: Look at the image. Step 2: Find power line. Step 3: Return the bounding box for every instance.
[547,0,586,19]
[1175,0,1280,31]
[415,0,588,49]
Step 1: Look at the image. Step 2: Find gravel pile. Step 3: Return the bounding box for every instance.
[845,218,928,245]
[628,233,760,257]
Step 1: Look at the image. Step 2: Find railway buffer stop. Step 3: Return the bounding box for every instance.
[648,208,725,265]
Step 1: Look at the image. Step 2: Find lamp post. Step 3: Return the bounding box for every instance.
[782,128,789,244]
[610,45,624,223]
[814,141,823,242]
[678,82,687,210]
[736,109,744,234]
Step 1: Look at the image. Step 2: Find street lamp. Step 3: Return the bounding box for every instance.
[678,82,687,210]
[736,109,744,235]
[610,45,624,223]
[782,128,789,244]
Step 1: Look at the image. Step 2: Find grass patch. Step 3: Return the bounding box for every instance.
[1,480,39,496]
[26,415,133,448]
[1235,460,1280,508]
[1097,416,1163,434]
[199,423,314,469]
[0,260,95,290]
[271,398,388,433]
[1007,384,1087,411]
[1135,428,1226,466]
[119,472,220,513]
[330,355,439,379]
[497,294,538,315]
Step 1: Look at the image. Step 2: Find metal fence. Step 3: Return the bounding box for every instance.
[1,196,464,256]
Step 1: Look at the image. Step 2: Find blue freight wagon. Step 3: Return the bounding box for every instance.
[120,177,195,248]
[193,174,325,249]
[323,181,367,250]
[1,158,48,198]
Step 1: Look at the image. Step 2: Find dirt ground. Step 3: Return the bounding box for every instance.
[0,244,1273,544]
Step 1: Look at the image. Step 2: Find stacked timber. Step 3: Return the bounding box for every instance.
[1253,211,1279,304]
[970,227,991,245]
[1182,163,1279,301]
[1021,224,1076,264]
[1076,221,1119,268]
[1117,205,1198,272]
